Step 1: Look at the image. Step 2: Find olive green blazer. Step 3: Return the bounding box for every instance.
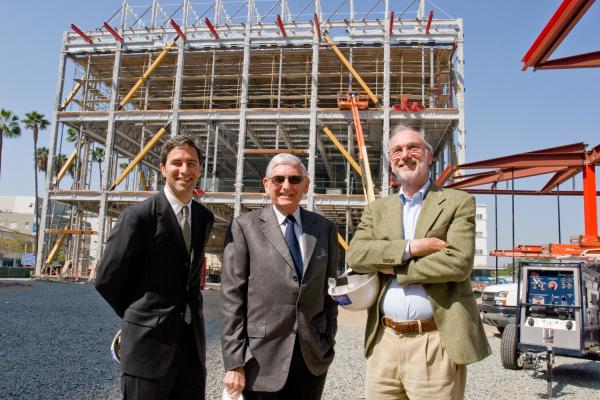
[346,184,491,365]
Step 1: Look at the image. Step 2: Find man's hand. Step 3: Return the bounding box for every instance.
[224,367,245,398]
[409,238,446,257]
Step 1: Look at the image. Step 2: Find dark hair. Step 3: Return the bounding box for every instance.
[160,135,203,165]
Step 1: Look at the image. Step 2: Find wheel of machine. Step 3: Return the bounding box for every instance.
[500,323,523,370]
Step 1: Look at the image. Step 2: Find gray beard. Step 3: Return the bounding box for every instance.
[391,163,430,187]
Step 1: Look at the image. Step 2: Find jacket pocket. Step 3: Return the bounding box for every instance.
[247,322,266,338]
[123,308,160,328]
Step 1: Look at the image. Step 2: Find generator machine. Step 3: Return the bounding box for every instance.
[501,260,600,397]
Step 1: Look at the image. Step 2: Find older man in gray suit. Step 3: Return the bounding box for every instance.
[221,154,339,400]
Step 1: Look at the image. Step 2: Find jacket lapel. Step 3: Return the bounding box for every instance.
[258,207,296,273]
[157,190,189,261]
[382,195,404,240]
[414,184,446,239]
[300,208,319,272]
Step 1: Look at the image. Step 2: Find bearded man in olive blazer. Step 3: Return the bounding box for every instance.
[346,126,490,400]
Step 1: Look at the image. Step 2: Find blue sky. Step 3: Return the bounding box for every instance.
[1,1,599,258]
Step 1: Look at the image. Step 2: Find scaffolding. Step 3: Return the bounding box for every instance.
[35,0,466,278]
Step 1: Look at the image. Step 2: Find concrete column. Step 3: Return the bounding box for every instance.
[307,0,320,211]
[35,32,68,277]
[455,18,466,164]
[95,1,127,263]
[171,0,189,136]
[233,1,253,217]
[381,0,391,197]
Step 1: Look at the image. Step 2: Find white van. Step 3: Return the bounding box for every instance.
[478,282,518,333]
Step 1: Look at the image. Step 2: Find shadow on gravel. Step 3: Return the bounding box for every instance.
[0,281,33,289]
[529,361,600,398]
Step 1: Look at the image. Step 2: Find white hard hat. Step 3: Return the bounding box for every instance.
[110,329,121,364]
[328,269,380,311]
[222,388,244,400]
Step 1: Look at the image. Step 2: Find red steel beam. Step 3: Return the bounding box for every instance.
[425,10,433,34]
[103,22,123,42]
[458,153,585,169]
[536,50,600,69]
[169,18,186,40]
[276,14,287,38]
[389,11,394,36]
[462,189,598,196]
[522,0,595,70]
[540,166,580,192]
[434,164,454,186]
[583,163,598,238]
[449,166,566,189]
[71,24,93,45]
[205,17,219,39]
[313,13,321,40]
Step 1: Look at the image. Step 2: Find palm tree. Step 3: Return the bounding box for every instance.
[119,161,131,190]
[0,109,22,179]
[36,147,49,175]
[90,146,105,187]
[53,153,73,179]
[23,111,50,257]
[66,128,78,144]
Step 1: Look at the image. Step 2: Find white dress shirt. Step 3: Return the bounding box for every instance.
[380,180,434,321]
[163,185,193,229]
[272,205,306,273]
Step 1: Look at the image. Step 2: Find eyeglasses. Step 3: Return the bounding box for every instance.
[389,145,426,161]
[269,175,304,185]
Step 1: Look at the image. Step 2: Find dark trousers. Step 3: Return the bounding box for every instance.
[121,323,205,400]
[243,340,327,400]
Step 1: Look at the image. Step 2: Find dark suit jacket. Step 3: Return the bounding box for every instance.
[220,207,338,392]
[346,185,491,365]
[95,190,214,380]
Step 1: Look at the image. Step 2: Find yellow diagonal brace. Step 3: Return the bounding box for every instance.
[322,127,362,176]
[118,39,177,108]
[60,80,83,111]
[139,169,148,191]
[323,34,379,106]
[337,233,349,252]
[44,233,67,266]
[53,148,77,187]
[111,126,168,189]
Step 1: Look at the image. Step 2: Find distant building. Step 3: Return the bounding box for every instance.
[0,196,36,267]
[0,196,36,235]
[474,204,488,268]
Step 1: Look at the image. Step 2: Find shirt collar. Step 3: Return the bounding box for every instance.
[163,185,193,216]
[272,205,302,229]
[399,179,431,205]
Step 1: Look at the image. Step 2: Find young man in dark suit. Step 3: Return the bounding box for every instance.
[95,135,214,399]
[221,154,339,400]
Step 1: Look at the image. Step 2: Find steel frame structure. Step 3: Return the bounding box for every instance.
[36,0,466,278]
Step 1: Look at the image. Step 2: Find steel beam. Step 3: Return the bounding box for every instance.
[36,32,68,278]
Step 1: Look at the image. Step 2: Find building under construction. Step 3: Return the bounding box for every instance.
[35,0,466,277]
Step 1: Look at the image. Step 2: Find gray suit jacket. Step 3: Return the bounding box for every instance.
[221,206,339,392]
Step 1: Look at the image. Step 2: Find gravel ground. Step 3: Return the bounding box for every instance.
[1,280,600,399]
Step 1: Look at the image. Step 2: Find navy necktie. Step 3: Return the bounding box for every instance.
[284,215,303,281]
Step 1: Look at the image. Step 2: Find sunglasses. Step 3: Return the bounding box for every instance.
[269,175,304,185]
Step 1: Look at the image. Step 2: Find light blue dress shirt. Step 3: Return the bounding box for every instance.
[380,180,434,321]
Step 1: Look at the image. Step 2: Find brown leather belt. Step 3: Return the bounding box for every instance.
[382,316,437,334]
